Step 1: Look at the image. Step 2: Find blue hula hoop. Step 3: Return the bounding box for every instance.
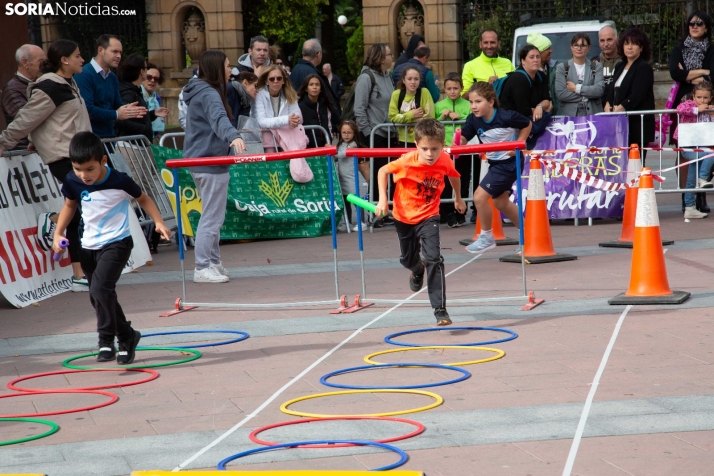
[217,439,408,471]
[137,330,249,349]
[384,326,518,347]
[320,362,470,389]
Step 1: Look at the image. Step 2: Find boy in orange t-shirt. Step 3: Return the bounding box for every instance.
[375,119,467,326]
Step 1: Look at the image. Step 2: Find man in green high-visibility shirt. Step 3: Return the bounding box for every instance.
[461,29,514,97]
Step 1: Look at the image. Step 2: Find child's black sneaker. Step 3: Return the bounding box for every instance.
[434,308,452,326]
[447,212,466,228]
[96,345,116,362]
[409,262,425,292]
[117,330,141,365]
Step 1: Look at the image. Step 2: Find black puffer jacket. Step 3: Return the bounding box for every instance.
[115,80,156,140]
[298,94,331,148]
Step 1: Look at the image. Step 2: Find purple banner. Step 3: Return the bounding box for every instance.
[515,115,629,219]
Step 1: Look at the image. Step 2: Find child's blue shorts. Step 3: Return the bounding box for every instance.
[479,157,519,198]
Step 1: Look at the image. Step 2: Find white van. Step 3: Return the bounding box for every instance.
[512,19,616,66]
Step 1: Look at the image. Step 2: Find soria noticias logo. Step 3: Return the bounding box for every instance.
[5,3,137,16]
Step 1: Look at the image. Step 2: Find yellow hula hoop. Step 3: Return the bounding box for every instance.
[280,389,443,418]
[363,346,505,367]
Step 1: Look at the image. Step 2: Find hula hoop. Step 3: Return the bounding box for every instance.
[319,362,470,390]
[384,326,518,347]
[217,440,408,471]
[7,368,159,392]
[364,346,505,367]
[0,417,60,446]
[62,347,201,370]
[249,416,426,448]
[0,389,118,418]
[138,330,249,349]
[280,389,443,418]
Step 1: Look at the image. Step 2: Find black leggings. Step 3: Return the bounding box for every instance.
[48,158,81,264]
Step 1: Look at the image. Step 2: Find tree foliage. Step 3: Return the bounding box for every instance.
[257,0,329,44]
[345,17,364,78]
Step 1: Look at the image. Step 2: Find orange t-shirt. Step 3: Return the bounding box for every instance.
[384,151,460,225]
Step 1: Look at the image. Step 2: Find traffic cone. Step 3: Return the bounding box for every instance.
[500,156,577,264]
[459,158,518,246]
[600,144,673,248]
[609,168,690,304]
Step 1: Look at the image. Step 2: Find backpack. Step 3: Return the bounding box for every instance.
[493,69,536,98]
[396,87,422,111]
[341,70,376,122]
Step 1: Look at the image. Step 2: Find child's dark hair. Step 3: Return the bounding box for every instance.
[337,120,363,148]
[467,82,499,108]
[443,72,463,89]
[414,118,446,145]
[69,131,105,164]
[397,65,421,90]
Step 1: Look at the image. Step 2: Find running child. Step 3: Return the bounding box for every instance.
[460,82,532,253]
[52,131,171,364]
[375,119,466,326]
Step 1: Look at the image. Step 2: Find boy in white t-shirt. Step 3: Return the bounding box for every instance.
[52,131,171,364]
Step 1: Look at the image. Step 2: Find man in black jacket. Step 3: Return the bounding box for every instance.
[290,39,341,116]
[322,63,345,103]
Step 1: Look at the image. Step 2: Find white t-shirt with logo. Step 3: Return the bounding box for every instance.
[61,166,143,250]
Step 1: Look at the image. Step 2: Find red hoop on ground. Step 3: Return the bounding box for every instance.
[7,369,159,392]
[0,389,118,418]
[248,416,425,448]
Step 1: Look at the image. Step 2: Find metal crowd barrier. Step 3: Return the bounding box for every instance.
[596,109,713,195]
[161,145,351,315]
[101,135,176,227]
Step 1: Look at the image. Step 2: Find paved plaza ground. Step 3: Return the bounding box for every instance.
[1,191,713,476]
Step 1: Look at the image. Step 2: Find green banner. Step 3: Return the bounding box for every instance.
[152,145,344,240]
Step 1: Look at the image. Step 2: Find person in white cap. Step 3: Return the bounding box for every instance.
[527,32,561,114]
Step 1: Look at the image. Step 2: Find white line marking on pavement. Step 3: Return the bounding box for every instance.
[174,253,484,471]
[562,305,632,476]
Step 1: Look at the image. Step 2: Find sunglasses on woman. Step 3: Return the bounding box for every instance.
[690,20,705,27]
[268,76,284,82]
[146,74,160,82]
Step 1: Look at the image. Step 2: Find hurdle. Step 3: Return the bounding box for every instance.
[160,146,355,316]
[345,142,544,311]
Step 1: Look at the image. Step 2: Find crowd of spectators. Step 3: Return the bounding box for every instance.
[2,15,713,266]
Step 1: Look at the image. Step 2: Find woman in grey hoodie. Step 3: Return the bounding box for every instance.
[183,50,246,284]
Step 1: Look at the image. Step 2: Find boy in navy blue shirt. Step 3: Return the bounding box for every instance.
[460,82,531,253]
[52,131,171,364]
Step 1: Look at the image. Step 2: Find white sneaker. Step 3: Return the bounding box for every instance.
[697,178,714,189]
[352,222,367,231]
[465,233,496,253]
[193,267,229,283]
[71,276,89,292]
[210,262,228,277]
[684,206,708,219]
[37,213,57,252]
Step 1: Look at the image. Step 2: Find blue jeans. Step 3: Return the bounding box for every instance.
[682,151,711,207]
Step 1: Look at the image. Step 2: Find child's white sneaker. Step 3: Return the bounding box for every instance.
[684,206,708,219]
[352,222,367,231]
[194,267,229,283]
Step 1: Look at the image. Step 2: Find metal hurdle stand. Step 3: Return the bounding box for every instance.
[161,145,363,316]
[345,141,545,311]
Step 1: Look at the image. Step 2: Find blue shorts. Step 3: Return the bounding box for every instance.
[479,158,519,197]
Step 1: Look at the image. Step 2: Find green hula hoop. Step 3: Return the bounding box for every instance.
[0,417,60,446]
[62,347,201,370]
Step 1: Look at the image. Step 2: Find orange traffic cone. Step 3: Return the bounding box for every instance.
[600,144,673,248]
[609,168,690,304]
[500,156,577,264]
[459,158,518,246]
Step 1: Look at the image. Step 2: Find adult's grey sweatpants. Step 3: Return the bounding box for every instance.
[191,171,229,269]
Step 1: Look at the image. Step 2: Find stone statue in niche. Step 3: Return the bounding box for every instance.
[398,5,425,50]
[182,9,205,68]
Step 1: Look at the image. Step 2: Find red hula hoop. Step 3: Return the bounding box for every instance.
[7,368,159,392]
[249,416,425,448]
[0,389,118,418]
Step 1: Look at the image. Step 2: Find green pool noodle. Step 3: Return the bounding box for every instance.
[346,193,380,214]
